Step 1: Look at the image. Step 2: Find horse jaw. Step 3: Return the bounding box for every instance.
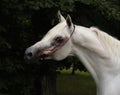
[51,40,72,60]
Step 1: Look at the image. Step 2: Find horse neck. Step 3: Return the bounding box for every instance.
[71,25,120,95]
[71,25,109,59]
[71,26,113,84]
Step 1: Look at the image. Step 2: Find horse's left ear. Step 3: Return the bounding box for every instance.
[66,14,73,28]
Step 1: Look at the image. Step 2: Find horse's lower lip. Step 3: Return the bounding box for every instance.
[38,51,51,60]
[41,54,49,57]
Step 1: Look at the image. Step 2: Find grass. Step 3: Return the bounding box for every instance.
[56,69,96,95]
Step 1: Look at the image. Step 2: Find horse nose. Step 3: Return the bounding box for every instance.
[24,52,33,60]
[26,52,33,58]
[24,48,34,60]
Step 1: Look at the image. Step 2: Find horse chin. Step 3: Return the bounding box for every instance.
[38,56,52,61]
[37,51,51,60]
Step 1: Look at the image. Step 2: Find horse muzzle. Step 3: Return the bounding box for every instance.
[24,46,53,61]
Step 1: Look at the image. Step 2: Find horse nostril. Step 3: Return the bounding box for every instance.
[25,52,33,60]
[25,47,34,60]
[27,52,33,58]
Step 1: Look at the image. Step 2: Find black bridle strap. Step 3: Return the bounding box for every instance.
[69,24,75,39]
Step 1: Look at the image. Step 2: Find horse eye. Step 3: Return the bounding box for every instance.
[54,36,63,43]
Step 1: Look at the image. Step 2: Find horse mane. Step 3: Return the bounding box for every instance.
[90,27,120,57]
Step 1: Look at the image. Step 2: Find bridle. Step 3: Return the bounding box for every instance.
[69,24,75,38]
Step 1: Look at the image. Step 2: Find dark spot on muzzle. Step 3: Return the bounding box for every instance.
[26,52,32,58]
[24,52,33,60]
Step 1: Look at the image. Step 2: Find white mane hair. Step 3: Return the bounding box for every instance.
[90,27,120,58]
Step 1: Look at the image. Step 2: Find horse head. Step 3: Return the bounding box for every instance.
[25,11,75,61]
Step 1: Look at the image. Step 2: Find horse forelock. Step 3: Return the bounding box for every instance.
[90,27,120,57]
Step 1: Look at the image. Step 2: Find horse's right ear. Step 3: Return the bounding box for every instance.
[57,10,65,22]
[66,14,73,28]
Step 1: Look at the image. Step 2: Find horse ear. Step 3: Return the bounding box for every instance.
[57,10,65,22]
[66,14,72,28]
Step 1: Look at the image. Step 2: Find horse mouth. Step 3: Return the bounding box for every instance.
[37,48,54,60]
[37,45,60,60]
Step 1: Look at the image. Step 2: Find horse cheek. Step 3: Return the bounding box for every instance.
[52,42,71,60]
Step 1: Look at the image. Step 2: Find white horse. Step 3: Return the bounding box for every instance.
[25,11,120,95]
